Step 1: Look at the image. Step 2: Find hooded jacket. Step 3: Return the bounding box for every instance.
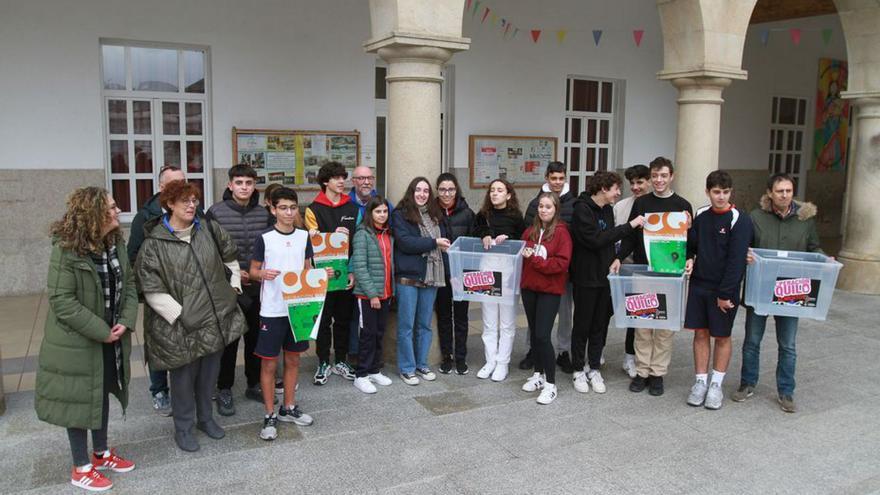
[305,191,359,253]
[570,193,634,288]
[351,221,394,300]
[136,215,247,371]
[520,223,573,295]
[523,182,576,226]
[750,195,823,253]
[128,193,162,264]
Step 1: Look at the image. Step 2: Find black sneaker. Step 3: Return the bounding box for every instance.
[278,404,314,426]
[518,351,534,370]
[629,375,647,393]
[439,356,454,374]
[455,360,469,375]
[215,388,235,416]
[648,375,664,396]
[556,352,574,374]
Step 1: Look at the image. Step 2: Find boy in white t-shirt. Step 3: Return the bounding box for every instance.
[249,187,319,441]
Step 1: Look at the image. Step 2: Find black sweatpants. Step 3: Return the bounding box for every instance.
[316,289,354,364]
[217,296,261,390]
[435,283,469,362]
[571,285,613,371]
[522,289,561,384]
[355,298,390,378]
[67,386,110,467]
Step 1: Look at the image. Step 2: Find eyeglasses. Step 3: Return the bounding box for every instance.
[178,198,200,206]
[438,188,457,195]
[275,205,298,212]
[353,176,375,182]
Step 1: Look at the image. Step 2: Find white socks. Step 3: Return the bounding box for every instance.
[75,464,93,473]
[711,370,725,385]
[695,373,708,384]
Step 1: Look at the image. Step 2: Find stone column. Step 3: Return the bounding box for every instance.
[655,0,756,205]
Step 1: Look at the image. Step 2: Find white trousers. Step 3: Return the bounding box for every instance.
[482,301,517,365]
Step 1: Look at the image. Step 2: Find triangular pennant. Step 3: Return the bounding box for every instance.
[789,28,802,46]
[465,0,472,13]
[513,28,520,39]
[501,18,506,28]
[490,13,497,26]
[471,0,481,18]
[481,7,490,24]
[592,30,603,46]
[556,29,568,44]
[530,30,542,43]
[821,28,833,46]
[633,29,645,47]
[504,23,512,37]
[760,29,770,46]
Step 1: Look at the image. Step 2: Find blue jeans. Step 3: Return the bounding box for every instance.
[148,363,169,396]
[741,307,799,396]
[396,284,437,374]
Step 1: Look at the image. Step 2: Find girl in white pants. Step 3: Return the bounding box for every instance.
[473,179,526,382]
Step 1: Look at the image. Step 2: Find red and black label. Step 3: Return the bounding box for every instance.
[624,292,668,320]
[462,270,503,297]
[772,277,820,307]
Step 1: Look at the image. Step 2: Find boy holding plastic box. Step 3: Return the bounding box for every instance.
[733,172,825,413]
[615,157,692,396]
[683,171,753,410]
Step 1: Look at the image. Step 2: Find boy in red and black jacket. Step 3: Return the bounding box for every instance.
[305,162,359,385]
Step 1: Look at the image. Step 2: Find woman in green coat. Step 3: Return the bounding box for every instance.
[36,187,138,492]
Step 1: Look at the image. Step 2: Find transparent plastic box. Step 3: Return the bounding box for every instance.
[448,237,525,306]
[744,248,842,320]
[608,265,687,331]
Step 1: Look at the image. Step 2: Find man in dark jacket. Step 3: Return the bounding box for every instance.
[206,164,272,415]
[521,161,577,372]
[128,165,184,417]
[305,162,359,385]
[732,172,825,413]
[570,171,644,395]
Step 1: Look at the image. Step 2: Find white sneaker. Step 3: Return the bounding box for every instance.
[399,373,420,386]
[704,382,724,410]
[476,362,495,379]
[587,370,606,394]
[522,372,544,392]
[687,379,709,406]
[573,371,590,393]
[354,377,377,394]
[415,368,437,381]
[491,364,509,382]
[622,354,637,379]
[367,372,392,386]
[537,383,558,404]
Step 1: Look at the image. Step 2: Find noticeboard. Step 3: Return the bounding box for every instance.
[469,135,557,188]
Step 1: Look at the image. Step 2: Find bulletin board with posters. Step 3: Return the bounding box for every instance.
[469,135,557,188]
[232,128,360,189]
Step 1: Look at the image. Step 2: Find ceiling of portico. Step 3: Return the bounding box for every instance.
[750,0,837,24]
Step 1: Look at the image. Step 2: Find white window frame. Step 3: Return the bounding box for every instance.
[563,75,625,195]
[99,38,213,222]
[768,95,810,198]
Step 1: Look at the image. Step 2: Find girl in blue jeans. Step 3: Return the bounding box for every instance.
[391,177,451,385]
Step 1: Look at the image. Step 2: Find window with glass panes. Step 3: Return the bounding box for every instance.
[563,77,619,194]
[101,41,210,219]
[768,96,808,195]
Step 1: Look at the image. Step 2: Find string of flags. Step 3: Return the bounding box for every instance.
[466,0,836,48]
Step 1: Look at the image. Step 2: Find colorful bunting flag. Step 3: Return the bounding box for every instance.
[512,28,519,39]
[760,29,770,46]
[789,28,802,46]
[556,29,568,44]
[490,13,498,26]
[504,23,512,37]
[481,7,491,24]
[592,29,603,46]
[530,30,542,43]
[466,0,472,13]
[821,28,833,46]
[633,29,644,47]
[471,0,481,18]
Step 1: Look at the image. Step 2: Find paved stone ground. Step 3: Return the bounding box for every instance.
[2,290,879,494]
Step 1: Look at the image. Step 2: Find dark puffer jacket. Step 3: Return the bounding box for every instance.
[523,183,577,226]
[391,208,450,282]
[136,216,247,371]
[207,189,271,272]
[439,196,475,274]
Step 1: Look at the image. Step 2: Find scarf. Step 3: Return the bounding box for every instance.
[417,205,446,287]
[90,245,124,392]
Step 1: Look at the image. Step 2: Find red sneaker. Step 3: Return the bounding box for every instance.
[92,449,136,473]
[70,466,113,492]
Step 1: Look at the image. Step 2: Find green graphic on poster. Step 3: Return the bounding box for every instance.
[643,212,689,274]
[310,232,350,292]
[281,268,328,342]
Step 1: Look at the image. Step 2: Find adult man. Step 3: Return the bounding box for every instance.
[206,164,272,415]
[733,173,825,413]
[128,165,185,416]
[615,157,693,396]
[613,164,651,378]
[520,161,577,372]
[305,162,358,385]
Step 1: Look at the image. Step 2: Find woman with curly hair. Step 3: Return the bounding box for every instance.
[36,187,138,492]
[136,180,246,452]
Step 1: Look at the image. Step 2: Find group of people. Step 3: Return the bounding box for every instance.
[36,157,825,491]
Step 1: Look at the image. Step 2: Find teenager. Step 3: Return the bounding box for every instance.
[684,171,753,410]
[434,172,476,375]
[137,180,246,452]
[207,164,272,415]
[249,187,316,440]
[572,172,645,394]
[617,157,693,396]
[734,172,825,413]
[391,177,451,385]
[474,179,526,382]
[521,161,577,373]
[37,188,138,491]
[351,196,395,393]
[613,164,652,379]
[520,192,573,405]
[305,162,359,385]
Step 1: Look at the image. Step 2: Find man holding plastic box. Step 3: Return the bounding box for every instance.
[615,157,692,396]
[733,172,824,413]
